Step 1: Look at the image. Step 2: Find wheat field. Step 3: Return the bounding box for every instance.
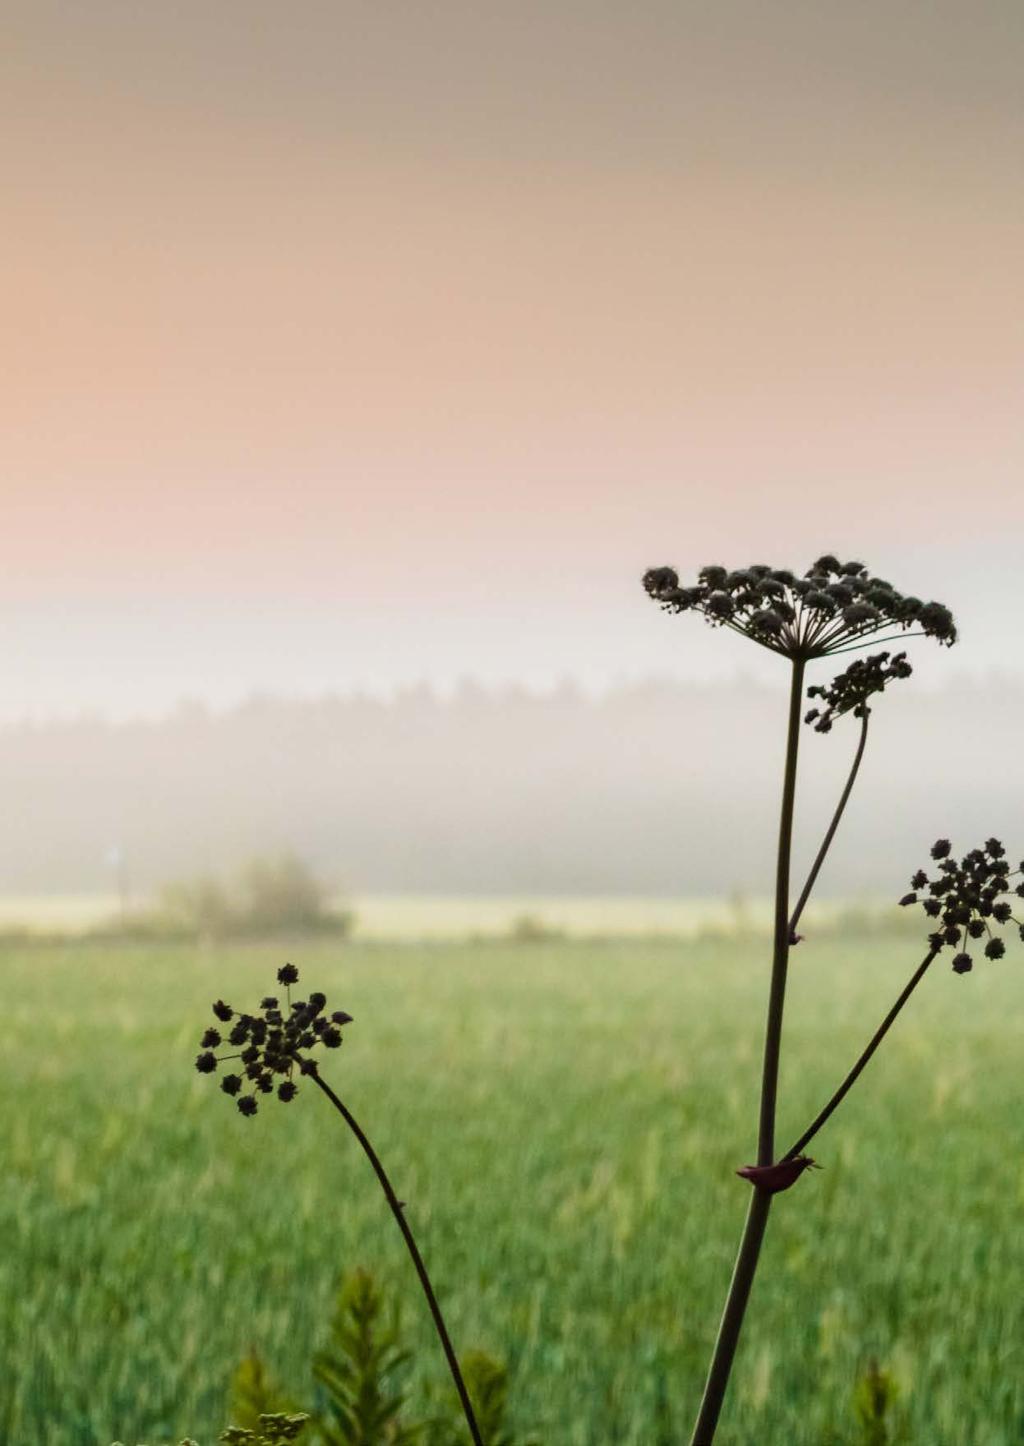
[5,928,1024,1444]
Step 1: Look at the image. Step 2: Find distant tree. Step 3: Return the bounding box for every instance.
[140,854,353,941]
[236,854,332,937]
[160,873,236,939]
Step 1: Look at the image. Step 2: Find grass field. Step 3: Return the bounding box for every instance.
[5,928,1024,1445]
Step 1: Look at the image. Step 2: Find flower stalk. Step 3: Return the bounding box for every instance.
[785,839,1024,1161]
[688,656,804,1445]
[309,1070,485,1446]
[788,710,869,942]
[781,946,939,1163]
[642,555,959,1445]
[194,966,484,1446]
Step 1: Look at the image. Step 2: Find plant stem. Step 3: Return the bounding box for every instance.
[788,711,869,941]
[759,656,805,1165]
[310,1071,484,1446]
[689,657,805,1446]
[782,946,939,1161]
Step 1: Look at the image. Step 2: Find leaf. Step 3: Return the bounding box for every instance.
[311,1268,426,1445]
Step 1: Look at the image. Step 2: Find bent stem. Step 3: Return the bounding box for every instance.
[310,1071,484,1446]
[789,711,870,940]
[689,657,805,1446]
[782,946,939,1161]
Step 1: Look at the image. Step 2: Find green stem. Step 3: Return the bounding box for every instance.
[689,656,805,1446]
[782,946,939,1161]
[310,1071,484,1446]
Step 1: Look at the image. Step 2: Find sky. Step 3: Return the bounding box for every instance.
[4,1,1022,718]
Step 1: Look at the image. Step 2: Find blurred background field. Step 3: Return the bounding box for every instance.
[0,889,896,942]
[5,924,1024,1446]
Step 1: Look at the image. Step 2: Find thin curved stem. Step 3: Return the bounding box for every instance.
[689,657,805,1446]
[310,1071,484,1446]
[782,947,939,1162]
[788,712,870,941]
[823,631,927,656]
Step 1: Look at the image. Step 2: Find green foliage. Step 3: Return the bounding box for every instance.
[160,874,237,940]
[109,1422,310,1446]
[853,1360,903,1445]
[15,934,1024,1444]
[108,1263,541,1446]
[142,853,353,940]
[236,857,336,939]
[228,1354,295,1432]
[221,1415,310,1444]
[312,1269,423,1445]
[438,1351,539,1446]
[506,915,564,945]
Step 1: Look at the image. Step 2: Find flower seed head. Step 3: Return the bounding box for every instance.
[903,839,1022,974]
[643,556,956,659]
[195,966,354,1115]
[805,651,912,734]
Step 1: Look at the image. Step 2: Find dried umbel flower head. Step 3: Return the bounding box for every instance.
[899,838,1023,972]
[194,964,353,1116]
[805,651,912,733]
[642,557,956,659]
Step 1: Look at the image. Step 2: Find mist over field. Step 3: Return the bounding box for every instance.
[4,675,1020,900]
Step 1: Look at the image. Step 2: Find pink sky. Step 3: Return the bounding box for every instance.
[3,2,1021,714]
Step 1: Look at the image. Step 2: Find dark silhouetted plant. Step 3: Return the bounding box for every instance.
[640,556,993,1442]
[194,966,483,1446]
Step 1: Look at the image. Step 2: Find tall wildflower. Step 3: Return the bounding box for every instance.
[195,965,484,1446]
[642,554,956,1445]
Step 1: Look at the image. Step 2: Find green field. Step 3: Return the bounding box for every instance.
[5,930,1024,1445]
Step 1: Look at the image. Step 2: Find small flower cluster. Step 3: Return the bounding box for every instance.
[804,651,912,733]
[194,964,352,1116]
[221,1415,310,1444]
[899,839,1023,973]
[642,556,956,659]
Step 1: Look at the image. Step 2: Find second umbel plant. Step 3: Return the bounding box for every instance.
[642,557,1018,1443]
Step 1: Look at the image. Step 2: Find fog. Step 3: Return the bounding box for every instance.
[3,677,1019,900]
